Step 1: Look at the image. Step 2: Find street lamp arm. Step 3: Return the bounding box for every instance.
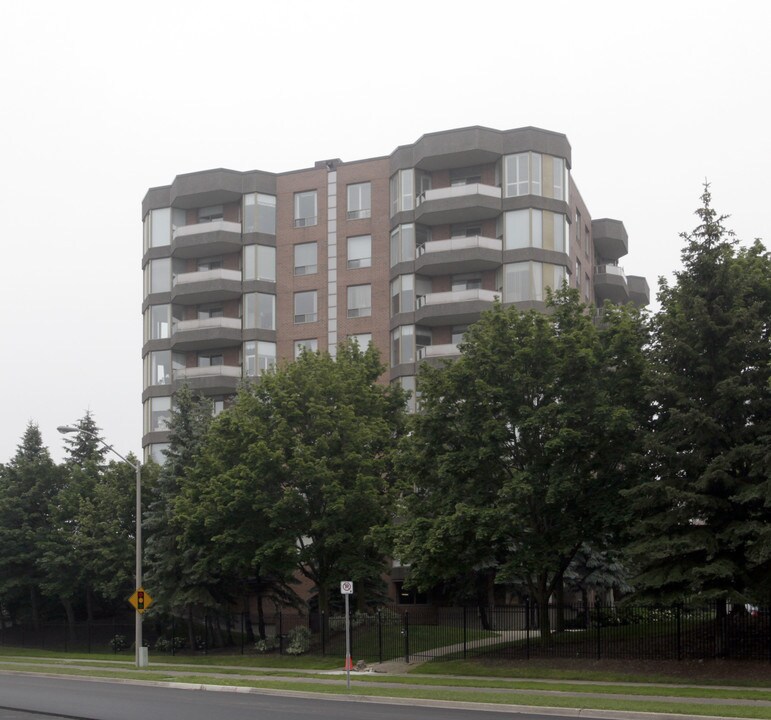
[57,425,139,471]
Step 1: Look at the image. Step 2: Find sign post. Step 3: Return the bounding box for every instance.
[340,581,353,689]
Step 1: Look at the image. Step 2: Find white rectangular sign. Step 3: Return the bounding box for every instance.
[340,580,353,594]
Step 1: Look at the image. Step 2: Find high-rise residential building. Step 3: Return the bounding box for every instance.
[141,126,649,461]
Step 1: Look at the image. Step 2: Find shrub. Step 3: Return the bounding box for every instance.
[254,636,279,653]
[285,626,311,655]
[109,634,128,652]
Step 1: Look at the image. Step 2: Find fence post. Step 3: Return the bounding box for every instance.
[112,617,116,654]
[321,610,325,656]
[403,611,410,664]
[463,605,467,660]
[204,613,208,655]
[676,604,682,661]
[171,615,175,657]
[595,600,602,660]
[87,620,91,654]
[525,599,530,660]
[377,609,383,664]
[240,612,245,655]
[279,612,283,655]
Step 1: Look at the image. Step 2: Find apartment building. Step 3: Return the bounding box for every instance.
[141,125,649,461]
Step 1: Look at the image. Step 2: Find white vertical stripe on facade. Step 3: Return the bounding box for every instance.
[327,170,337,357]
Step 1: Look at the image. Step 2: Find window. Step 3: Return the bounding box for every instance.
[450,223,482,238]
[148,443,170,464]
[552,157,566,201]
[243,292,275,330]
[148,350,171,386]
[198,205,223,223]
[396,376,417,414]
[197,353,224,367]
[294,242,317,275]
[501,262,566,303]
[294,290,317,324]
[576,210,582,247]
[391,325,414,365]
[150,208,171,248]
[197,257,222,271]
[504,210,566,252]
[389,169,416,215]
[149,258,171,294]
[243,193,276,234]
[147,304,171,340]
[451,274,482,291]
[347,182,371,219]
[450,167,482,186]
[294,338,318,358]
[390,224,428,266]
[148,396,171,432]
[211,396,226,416]
[451,325,468,346]
[197,305,223,319]
[347,235,371,269]
[243,244,276,282]
[349,333,372,349]
[244,341,276,377]
[503,152,542,198]
[294,191,317,227]
[391,274,414,315]
[576,259,582,290]
[347,284,371,318]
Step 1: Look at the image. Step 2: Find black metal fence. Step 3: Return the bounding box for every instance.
[2,603,769,663]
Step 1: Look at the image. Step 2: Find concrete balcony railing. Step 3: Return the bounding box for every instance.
[172,317,241,333]
[174,365,242,380]
[417,343,461,360]
[595,264,625,278]
[418,183,501,204]
[173,219,241,239]
[417,235,502,256]
[174,268,242,285]
[417,288,500,309]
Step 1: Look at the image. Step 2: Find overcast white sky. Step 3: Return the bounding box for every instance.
[1,0,768,464]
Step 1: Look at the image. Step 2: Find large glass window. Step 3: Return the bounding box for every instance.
[552,157,566,201]
[347,284,371,318]
[350,333,372,349]
[390,169,415,215]
[243,244,276,282]
[294,191,317,227]
[451,274,482,291]
[504,153,542,198]
[294,338,318,358]
[502,262,566,303]
[294,242,318,275]
[243,292,276,330]
[148,304,171,340]
[390,224,428,266]
[391,326,428,365]
[149,396,171,432]
[391,274,415,315]
[149,258,171,294]
[148,443,170,464]
[243,193,276,234]
[347,235,371,269]
[347,183,371,220]
[244,341,276,377]
[294,290,318,324]
[504,210,566,252]
[150,208,171,248]
[148,350,171,386]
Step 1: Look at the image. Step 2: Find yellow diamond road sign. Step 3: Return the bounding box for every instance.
[128,587,153,614]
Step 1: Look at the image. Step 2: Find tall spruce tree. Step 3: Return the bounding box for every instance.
[626,186,771,603]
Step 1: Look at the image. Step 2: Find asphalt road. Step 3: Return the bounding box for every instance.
[0,673,570,720]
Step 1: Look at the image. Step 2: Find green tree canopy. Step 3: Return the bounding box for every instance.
[395,289,650,634]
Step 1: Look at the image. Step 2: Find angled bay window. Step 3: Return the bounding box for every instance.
[347,284,371,318]
[147,258,171,294]
[347,182,371,219]
[390,224,429,266]
[500,261,566,303]
[146,350,171,386]
[294,290,317,324]
[244,340,276,377]
[146,395,171,433]
[150,208,172,248]
[243,244,276,282]
[504,209,566,252]
[243,292,276,330]
[390,325,430,365]
[243,193,276,234]
[391,274,415,315]
[503,152,542,198]
[146,304,171,340]
[294,190,317,227]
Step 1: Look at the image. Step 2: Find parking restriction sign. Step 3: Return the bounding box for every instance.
[340,581,353,594]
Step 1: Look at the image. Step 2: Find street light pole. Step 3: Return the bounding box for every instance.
[57,425,145,668]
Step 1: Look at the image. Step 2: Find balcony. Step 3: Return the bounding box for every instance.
[171,317,242,351]
[594,264,630,305]
[627,275,650,307]
[592,219,629,262]
[173,364,241,394]
[415,235,502,276]
[415,288,500,326]
[171,220,242,258]
[415,183,501,226]
[171,268,242,304]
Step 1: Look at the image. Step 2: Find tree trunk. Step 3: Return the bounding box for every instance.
[243,596,255,644]
[534,573,552,641]
[63,599,76,642]
[714,599,727,658]
[187,605,196,651]
[256,593,266,640]
[554,574,565,632]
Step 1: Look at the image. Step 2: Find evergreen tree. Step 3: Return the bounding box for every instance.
[627,186,771,602]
